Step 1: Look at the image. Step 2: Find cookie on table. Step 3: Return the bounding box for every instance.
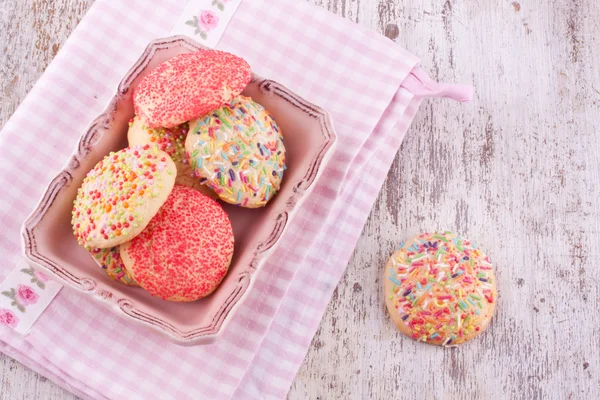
[120,185,234,302]
[185,96,286,208]
[384,231,496,346]
[133,50,252,128]
[127,116,218,199]
[71,145,176,249]
[90,247,139,287]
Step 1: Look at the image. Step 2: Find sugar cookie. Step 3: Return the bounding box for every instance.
[90,247,139,286]
[71,145,176,249]
[127,116,217,199]
[133,50,252,128]
[186,96,286,208]
[120,185,234,302]
[384,232,496,346]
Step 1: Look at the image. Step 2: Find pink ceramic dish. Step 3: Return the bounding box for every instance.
[21,36,337,345]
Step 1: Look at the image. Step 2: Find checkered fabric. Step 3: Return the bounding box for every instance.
[0,1,422,399]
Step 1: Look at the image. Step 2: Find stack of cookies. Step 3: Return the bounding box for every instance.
[71,50,286,302]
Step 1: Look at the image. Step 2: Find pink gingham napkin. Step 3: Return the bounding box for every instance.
[0,1,470,398]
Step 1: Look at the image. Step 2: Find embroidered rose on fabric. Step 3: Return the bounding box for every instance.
[185,9,221,40]
[199,10,219,31]
[0,262,62,334]
[0,308,19,328]
[16,285,39,306]
[2,283,40,312]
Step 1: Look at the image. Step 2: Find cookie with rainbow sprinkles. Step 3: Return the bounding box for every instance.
[71,145,176,249]
[90,247,139,287]
[120,185,234,302]
[127,116,218,199]
[384,232,496,346]
[185,95,286,208]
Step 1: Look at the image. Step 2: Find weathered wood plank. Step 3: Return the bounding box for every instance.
[0,1,93,399]
[290,0,600,399]
[2,0,599,399]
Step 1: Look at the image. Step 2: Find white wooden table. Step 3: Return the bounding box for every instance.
[2,0,599,399]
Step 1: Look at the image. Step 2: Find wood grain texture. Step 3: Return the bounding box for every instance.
[0,1,93,399]
[290,0,600,399]
[1,0,599,399]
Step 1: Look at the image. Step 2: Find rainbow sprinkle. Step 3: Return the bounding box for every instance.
[186,95,286,208]
[71,145,175,247]
[90,247,138,286]
[128,117,188,163]
[386,232,496,346]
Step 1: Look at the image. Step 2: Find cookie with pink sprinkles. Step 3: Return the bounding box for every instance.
[120,185,234,302]
[133,50,252,128]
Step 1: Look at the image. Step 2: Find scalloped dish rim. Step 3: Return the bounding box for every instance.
[20,36,338,345]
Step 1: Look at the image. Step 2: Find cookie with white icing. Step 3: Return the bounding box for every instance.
[185,96,286,208]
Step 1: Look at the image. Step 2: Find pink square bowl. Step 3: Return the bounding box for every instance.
[21,36,337,345]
